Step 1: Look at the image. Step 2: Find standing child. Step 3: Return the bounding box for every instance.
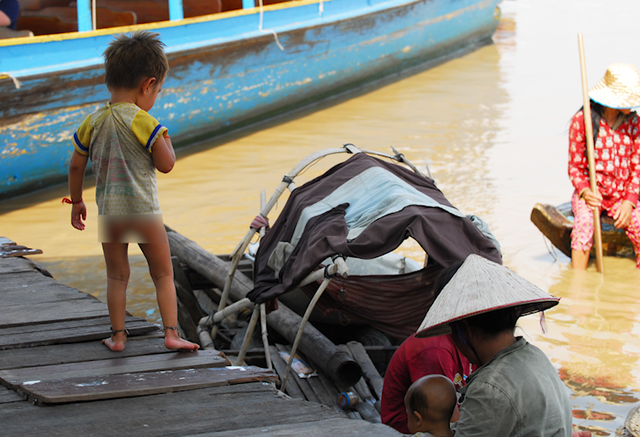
[568,63,640,269]
[404,375,456,437]
[66,30,199,352]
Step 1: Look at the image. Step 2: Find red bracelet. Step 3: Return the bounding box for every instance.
[62,197,83,205]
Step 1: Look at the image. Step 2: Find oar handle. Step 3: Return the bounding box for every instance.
[577,33,604,273]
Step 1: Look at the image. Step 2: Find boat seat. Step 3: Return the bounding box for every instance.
[220,0,290,13]
[17,6,136,35]
[66,0,221,24]
[17,0,69,11]
[0,27,34,39]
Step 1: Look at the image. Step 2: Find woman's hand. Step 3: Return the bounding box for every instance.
[581,188,602,209]
[614,201,634,229]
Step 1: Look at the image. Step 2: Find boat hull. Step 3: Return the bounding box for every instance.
[530,202,634,259]
[0,0,500,199]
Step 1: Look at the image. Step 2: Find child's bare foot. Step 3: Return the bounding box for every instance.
[102,329,127,352]
[164,326,200,351]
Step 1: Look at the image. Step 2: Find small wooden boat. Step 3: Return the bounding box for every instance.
[0,0,501,200]
[530,202,634,259]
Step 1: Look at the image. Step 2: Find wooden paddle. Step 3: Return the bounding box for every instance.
[578,33,604,273]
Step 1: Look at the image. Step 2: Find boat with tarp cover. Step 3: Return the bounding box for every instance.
[244,145,502,342]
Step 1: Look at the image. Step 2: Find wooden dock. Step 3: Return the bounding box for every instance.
[0,254,401,436]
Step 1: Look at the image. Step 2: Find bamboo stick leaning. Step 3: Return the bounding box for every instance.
[578,33,604,273]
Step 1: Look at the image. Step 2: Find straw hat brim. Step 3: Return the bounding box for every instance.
[416,254,560,338]
[589,63,640,109]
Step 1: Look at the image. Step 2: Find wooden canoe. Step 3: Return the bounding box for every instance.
[530,202,634,259]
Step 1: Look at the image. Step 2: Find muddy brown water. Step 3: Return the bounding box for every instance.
[3,0,640,434]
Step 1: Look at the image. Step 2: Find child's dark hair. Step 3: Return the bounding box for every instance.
[408,383,430,416]
[408,379,456,423]
[104,30,169,90]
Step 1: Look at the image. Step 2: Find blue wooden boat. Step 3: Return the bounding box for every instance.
[0,0,501,200]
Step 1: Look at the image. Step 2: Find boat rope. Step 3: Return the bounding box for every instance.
[541,235,561,266]
[258,0,284,51]
[319,0,324,16]
[0,72,22,89]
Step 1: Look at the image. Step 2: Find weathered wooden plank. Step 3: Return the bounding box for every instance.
[1,284,90,307]
[0,319,159,350]
[19,366,277,404]
[0,299,109,328]
[0,349,230,389]
[189,417,403,437]
[347,341,385,401]
[0,386,24,404]
[0,383,347,436]
[0,271,72,289]
[0,336,169,370]
[269,345,304,400]
[0,256,40,274]
[275,344,320,404]
[0,315,148,336]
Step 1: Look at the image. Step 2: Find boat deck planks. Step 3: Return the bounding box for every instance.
[1,383,347,437]
[0,335,168,370]
[0,349,230,390]
[192,417,404,437]
[0,255,401,436]
[0,386,23,404]
[0,316,158,350]
[19,366,277,405]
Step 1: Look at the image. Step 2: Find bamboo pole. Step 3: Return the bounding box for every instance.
[578,33,604,273]
[236,305,260,365]
[280,276,332,393]
[260,304,273,371]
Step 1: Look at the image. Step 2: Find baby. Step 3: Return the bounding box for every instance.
[404,374,456,437]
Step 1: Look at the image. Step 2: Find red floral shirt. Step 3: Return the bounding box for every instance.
[568,110,640,209]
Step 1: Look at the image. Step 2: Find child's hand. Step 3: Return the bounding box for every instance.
[613,201,634,229]
[71,201,87,230]
[581,188,602,209]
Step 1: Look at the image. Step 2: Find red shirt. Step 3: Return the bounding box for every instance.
[568,110,640,209]
[380,334,475,434]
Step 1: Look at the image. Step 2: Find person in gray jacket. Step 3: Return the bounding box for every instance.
[415,254,584,437]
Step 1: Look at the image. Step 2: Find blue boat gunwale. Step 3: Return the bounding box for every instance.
[0,0,499,78]
[0,0,502,200]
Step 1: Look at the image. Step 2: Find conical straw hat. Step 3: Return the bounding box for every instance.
[416,254,560,338]
[589,63,640,109]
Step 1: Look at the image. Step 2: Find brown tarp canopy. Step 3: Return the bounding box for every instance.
[249,153,501,340]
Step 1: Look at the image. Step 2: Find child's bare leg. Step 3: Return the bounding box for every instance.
[102,242,130,352]
[138,227,199,351]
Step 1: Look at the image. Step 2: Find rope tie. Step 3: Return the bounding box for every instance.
[258,0,284,51]
[0,73,22,89]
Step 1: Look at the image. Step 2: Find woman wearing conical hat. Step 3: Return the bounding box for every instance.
[416,255,579,437]
[568,63,640,270]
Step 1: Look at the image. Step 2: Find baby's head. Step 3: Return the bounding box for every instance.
[103,30,169,108]
[404,374,457,434]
